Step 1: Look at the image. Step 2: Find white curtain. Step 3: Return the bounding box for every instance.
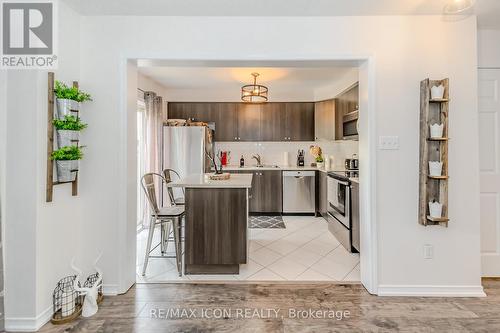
[139,91,164,229]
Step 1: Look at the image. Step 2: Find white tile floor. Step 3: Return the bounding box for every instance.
[136,215,360,283]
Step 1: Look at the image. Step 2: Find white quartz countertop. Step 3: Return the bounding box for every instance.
[167,173,253,188]
[221,165,329,173]
[221,165,360,183]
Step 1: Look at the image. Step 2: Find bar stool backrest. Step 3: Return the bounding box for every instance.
[141,173,165,216]
[162,168,184,205]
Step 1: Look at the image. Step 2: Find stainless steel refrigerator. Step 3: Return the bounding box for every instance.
[162,124,215,179]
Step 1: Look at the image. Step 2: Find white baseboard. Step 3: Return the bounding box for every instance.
[5,305,52,332]
[102,283,118,296]
[378,284,486,297]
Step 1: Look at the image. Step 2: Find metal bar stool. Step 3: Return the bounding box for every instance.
[141,173,184,276]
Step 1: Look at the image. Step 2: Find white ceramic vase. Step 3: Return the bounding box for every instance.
[429,161,443,176]
[431,84,445,100]
[429,201,443,218]
[429,123,444,138]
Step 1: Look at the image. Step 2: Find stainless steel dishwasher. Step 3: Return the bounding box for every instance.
[282,170,316,213]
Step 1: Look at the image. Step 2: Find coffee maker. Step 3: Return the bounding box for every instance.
[297,150,305,167]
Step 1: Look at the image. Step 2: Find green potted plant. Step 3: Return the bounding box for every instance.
[51,145,84,182]
[54,81,92,118]
[53,115,88,147]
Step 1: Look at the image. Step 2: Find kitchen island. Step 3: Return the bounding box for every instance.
[167,173,252,274]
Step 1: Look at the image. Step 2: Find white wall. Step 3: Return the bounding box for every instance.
[75,15,481,298]
[138,72,168,97]
[314,67,359,101]
[3,2,84,331]
[478,30,500,68]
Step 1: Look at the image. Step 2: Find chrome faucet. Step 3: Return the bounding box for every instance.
[252,154,262,167]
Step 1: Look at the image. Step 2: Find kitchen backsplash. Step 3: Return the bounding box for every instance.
[215,141,359,169]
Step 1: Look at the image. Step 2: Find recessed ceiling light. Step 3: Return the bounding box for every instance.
[444,0,475,14]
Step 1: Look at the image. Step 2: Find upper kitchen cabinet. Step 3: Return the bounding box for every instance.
[284,102,315,141]
[314,99,335,141]
[335,83,359,140]
[214,103,238,141]
[237,103,262,141]
[168,102,216,123]
[261,103,286,141]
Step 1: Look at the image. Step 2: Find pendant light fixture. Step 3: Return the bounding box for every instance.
[241,73,268,103]
[444,0,475,14]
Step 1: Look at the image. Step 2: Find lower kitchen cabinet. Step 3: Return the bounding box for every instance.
[229,170,282,213]
[317,171,328,218]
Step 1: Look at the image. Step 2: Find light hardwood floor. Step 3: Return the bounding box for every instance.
[36,279,500,332]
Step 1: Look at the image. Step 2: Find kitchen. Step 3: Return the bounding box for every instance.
[136,65,361,283]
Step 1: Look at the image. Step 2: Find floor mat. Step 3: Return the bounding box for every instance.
[249,215,286,229]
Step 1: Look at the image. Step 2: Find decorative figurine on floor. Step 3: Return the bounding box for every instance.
[71,253,103,317]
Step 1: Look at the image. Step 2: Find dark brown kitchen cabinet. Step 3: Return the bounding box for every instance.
[237,104,261,141]
[214,103,238,141]
[335,83,359,140]
[254,171,282,213]
[167,102,315,142]
[168,102,216,123]
[229,170,282,213]
[261,103,286,141]
[317,171,328,219]
[285,102,315,141]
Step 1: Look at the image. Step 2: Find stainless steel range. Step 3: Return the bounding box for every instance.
[327,170,358,253]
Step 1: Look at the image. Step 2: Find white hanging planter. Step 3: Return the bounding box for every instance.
[56,130,80,148]
[56,99,80,118]
[429,161,443,176]
[431,84,445,100]
[55,160,79,182]
[428,201,443,218]
[429,123,444,138]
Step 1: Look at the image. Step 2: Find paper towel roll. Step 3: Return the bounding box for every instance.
[283,152,289,166]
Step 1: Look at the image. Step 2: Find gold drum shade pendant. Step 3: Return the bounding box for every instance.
[241,73,268,103]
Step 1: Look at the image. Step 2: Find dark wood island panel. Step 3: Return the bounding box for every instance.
[184,187,248,274]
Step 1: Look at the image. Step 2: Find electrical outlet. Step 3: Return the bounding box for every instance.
[423,244,434,259]
[378,136,399,150]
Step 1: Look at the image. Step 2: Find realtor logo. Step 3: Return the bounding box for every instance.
[1,0,57,69]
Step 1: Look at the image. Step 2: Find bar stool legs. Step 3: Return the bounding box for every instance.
[142,216,156,276]
[142,216,184,277]
[172,216,182,276]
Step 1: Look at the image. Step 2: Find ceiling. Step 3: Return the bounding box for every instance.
[138,66,357,91]
[63,0,500,29]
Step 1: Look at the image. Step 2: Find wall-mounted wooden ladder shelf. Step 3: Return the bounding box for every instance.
[46,72,79,202]
[419,78,450,227]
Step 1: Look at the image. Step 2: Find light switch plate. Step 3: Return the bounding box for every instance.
[378,136,399,150]
[423,244,433,259]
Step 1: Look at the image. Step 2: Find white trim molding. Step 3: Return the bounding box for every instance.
[5,285,119,332]
[378,285,486,297]
[5,305,52,332]
[103,283,119,296]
